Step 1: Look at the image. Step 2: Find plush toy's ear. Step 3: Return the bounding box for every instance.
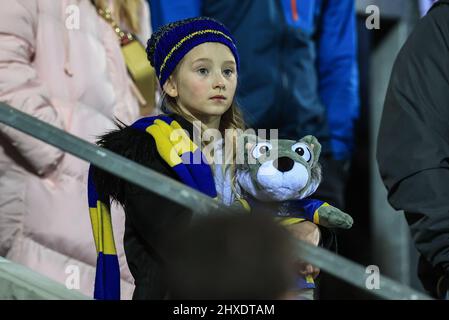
[300,135,321,164]
[236,133,258,165]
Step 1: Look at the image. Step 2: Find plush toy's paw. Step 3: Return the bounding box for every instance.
[317,205,353,229]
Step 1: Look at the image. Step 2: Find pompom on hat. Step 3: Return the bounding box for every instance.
[146,17,240,87]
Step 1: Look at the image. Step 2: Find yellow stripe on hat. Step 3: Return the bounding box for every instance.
[159,29,235,77]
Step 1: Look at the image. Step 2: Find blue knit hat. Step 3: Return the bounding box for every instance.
[146,17,239,87]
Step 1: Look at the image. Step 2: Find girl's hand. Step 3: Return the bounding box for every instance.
[285,221,321,279]
[296,261,321,279]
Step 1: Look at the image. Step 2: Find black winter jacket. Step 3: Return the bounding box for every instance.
[377,2,449,298]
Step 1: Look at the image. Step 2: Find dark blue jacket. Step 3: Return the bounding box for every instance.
[148,0,359,160]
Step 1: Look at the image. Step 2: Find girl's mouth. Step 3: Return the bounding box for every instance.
[210,95,226,100]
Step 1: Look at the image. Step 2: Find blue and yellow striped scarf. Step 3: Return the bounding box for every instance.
[87,115,217,300]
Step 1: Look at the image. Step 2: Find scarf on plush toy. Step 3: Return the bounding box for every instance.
[87,115,217,300]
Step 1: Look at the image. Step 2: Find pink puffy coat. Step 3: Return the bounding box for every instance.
[0,0,151,299]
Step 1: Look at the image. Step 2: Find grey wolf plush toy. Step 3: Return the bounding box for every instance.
[235,133,353,229]
[234,133,353,296]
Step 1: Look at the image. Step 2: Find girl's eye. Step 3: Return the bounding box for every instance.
[291,143,312,162]
[223,69,234,77]
[252,142,272,159]
[197,68,209,76]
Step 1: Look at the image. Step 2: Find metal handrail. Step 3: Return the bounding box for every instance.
[0,257,90,300]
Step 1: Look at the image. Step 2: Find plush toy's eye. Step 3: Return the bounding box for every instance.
[252,142,272,159]
[292,143,312,162]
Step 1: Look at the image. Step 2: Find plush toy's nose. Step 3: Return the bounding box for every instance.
[273,157,294,173]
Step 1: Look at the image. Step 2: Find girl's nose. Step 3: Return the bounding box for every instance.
[213,73,225,90]
[214,81,225,90]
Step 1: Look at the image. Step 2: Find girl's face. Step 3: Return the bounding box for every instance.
[164,42,237,123]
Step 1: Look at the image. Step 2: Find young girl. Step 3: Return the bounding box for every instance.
[89,17,245,300]
[89,16,320,300]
